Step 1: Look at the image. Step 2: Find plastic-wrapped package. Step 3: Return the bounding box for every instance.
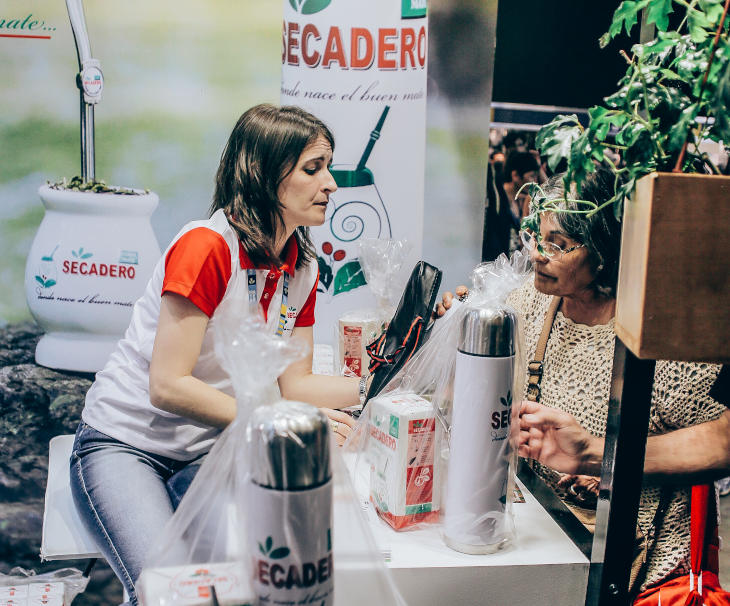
[137,298,405,606]
[0,567,88,606]
[336,239,410,377]
[345,249,531,547]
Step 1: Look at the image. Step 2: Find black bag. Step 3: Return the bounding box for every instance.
[365,261,442,401]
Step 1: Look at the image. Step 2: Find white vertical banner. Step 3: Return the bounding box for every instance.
[281,0,428,346]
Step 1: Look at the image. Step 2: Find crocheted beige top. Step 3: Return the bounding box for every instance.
[507,278,724,591]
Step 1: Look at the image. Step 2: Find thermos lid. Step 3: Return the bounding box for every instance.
[247,400,331,490]
[458,304,516,357]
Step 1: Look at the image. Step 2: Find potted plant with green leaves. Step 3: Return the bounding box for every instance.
[523,0,730,362]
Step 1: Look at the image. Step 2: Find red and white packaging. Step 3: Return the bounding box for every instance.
[337,310,383,377]
[137,561,254,606]
[0,586,28,600]
[367,392,442,530]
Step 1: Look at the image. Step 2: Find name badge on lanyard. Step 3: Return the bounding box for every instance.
[247,269,289,337]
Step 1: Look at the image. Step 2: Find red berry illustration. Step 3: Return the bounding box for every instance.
[322,241,333,255]
[333,249,346,261]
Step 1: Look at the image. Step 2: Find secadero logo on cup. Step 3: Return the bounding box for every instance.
[255,535,333,590]
[62,258,136,280]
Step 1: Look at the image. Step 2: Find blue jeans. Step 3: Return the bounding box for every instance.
[69,422,203,606]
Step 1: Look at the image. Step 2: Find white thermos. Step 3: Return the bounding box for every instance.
[443,303,516,554]
[246,401,334,606]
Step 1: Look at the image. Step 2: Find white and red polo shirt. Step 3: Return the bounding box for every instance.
[82,209,318,460]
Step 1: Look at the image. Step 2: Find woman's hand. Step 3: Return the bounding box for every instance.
[557,474,600,507]
[434,285,468,317]
[323,408,357,447]
[516,400,604,476]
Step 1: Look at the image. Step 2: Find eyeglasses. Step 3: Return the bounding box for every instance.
[520,230,586,259]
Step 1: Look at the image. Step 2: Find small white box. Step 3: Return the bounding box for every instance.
[27,596,64,606]
[368,392,442,530]
[27,583,64,597]
[137,561,254,606]
[0,586,29,599]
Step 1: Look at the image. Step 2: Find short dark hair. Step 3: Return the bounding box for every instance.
[541,166,623,297]
[210,104,335,270]
[504,151,540,182]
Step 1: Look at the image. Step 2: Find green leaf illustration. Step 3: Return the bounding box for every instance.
[81,253,92,259]
[35,276,45,286]
[317,256,333,291]
[334,260,366,295]
[258,541,266,556]
[265,536,273,553]
[72,250,78,258]
[269,546,291,560]
[45,279,56,288]
[299,0,332,14]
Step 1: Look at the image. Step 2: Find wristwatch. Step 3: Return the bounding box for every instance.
[359,373,370,406]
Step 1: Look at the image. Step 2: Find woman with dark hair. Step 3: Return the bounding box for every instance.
[440,166,725,598]
[69,104,363,605]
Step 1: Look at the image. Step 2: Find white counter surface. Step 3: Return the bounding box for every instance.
[346,455,589,606]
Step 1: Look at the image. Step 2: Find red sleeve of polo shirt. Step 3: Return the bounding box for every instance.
[162,227,232,317]
[295,268,318,327]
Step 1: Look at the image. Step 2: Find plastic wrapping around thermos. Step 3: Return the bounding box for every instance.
[246,401,334,605]
[443,305,516,554]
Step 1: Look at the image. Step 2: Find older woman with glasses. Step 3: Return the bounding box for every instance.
[440,166,725,599]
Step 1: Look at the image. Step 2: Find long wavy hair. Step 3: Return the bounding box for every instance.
[210,104,335,270]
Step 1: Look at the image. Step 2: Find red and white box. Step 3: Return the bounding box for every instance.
[368,392,442,530]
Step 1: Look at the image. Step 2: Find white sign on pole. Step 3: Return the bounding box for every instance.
[281,0,428,346]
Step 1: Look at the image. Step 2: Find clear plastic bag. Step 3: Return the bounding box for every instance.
[137,299,404,606]
[0,567,89,605]
[335,239,410,378]
[344,249,531,551]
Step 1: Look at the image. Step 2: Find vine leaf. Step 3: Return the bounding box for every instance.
[647,0,673,32]
[334,260,366,295]
[602,0,650,47]
[535,114,583,172]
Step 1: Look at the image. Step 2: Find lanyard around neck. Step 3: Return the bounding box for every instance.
[247,269,289,337]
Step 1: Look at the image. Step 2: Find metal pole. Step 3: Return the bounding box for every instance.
[585,339,655,605]
[80,100,95,181]
[66,0,102,181]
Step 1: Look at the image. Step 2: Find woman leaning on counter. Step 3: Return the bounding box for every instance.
[69,104,362,606]
[440,166,725,598]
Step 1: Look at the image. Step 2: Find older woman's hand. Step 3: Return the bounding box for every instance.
[557,474,600,507]
[434,285,469,317]
[323,408,358,447]
[516,400,603,476]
